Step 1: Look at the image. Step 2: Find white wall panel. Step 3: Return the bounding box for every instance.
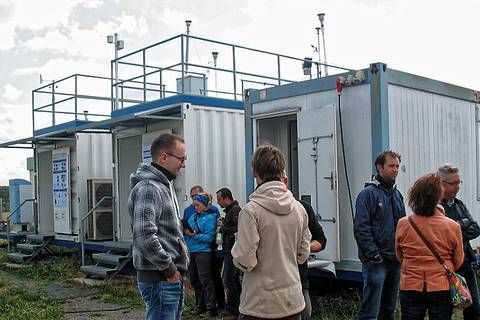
[184,106,246,210]
[389,84,478,245]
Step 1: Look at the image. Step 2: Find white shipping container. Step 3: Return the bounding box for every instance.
[36,133,112,240]
[246,63,479,278]
[114,100,245,241]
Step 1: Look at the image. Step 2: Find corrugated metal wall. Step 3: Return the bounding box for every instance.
[184,105,246,208]
[388,84,478,242]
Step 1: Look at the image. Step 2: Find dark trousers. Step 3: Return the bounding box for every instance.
[457,260,480,320]
[223,252,241,316]
[189,252,217,311]
[212,251,226,310]
[357,260,400,320]
[400,290,452,320]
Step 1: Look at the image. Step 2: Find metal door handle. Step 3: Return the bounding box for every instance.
[323,171,334,190]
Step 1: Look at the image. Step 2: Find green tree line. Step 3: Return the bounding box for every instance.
[0,186,9,212]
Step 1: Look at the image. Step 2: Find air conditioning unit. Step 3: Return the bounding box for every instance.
[87,179,113,241]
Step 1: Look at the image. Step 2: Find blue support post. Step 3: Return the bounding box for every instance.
[369,62,390,173]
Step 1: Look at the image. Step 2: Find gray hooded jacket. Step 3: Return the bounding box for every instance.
[128,163,189,282]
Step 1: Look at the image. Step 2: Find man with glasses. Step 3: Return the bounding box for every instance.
[129,133,188,320]
[438,163,480,320]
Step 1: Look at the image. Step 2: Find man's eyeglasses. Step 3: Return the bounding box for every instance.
[165,152,187,163]
[442,180,463,186]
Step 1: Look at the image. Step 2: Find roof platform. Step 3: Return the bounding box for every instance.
[27,33,353,140]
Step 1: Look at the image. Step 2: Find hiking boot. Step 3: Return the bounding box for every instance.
[191,307,207,315]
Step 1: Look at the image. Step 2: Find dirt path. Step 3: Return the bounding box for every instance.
[64,297,145,320]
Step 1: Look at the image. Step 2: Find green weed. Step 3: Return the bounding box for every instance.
[4,256,82,282]
[91,282,144,309]
[0,284,64,320]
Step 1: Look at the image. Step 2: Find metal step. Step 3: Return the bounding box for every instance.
[80,265,116,278]
[102,241,132,253]
[7,252,33,263]
[27,234,54,244]
[16,243,42,253]
[92,253,129,266]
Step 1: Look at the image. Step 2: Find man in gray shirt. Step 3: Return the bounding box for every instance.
[129,133,189,320]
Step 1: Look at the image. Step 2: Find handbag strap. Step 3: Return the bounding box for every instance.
[407,216,451,272]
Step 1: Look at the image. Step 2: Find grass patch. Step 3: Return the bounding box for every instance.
[311,291,361,320]
[0,284,64,320]
[0,249,7,264]
[91,282,144,309]
[2,256,82,282]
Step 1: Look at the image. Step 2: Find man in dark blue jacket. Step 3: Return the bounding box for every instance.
[354,151,406,320]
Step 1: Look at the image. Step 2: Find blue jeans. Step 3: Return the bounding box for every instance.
[137,280,184,320]
[357,260,400,320]
[400,290,452,320]
[457,260,480,320]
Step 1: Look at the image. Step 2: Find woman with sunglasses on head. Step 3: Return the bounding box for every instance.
[395,173,464,320]
[184,192,219,317]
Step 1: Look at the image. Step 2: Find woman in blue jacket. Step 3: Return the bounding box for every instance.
[184,193,218,316]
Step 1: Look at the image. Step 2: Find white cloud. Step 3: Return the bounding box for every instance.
[0,0,479,185]
[83,0,103,8]
[2,82,22,100]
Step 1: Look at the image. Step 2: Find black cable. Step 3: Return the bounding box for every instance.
[65,306,128,314]
[338,93,355,222]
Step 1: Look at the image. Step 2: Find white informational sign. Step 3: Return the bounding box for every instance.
[142,129,172,163]
[52,147,72,234]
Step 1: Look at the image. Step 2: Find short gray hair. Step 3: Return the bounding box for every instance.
[437,163,459,180]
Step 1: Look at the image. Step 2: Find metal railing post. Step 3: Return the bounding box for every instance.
[74,75,78,120]
[6,198,36,252]
[277,55,281,86]
[159,70,163,98]
[110,61,114,112]
[180,35,185,94]
[51,82,56,126]
[232,46,237,100]
[80,196,113,266]
[143,50,147,102]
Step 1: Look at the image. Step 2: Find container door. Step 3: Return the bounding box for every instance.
[52,147,72,234]
[297,104,339,261]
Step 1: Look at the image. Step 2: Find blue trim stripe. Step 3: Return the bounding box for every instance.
[111,94,243,118]
[34,120,91,137]
[248,71,364,104]
[244,90,257,197]
[388,69,476,102]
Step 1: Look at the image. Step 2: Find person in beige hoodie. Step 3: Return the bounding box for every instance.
[232,144,312,320]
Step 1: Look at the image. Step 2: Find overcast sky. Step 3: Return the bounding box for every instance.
[0,0,478,186]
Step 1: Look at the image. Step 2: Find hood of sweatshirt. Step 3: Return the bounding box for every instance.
[249,180,295,216]
[130,163,170,189]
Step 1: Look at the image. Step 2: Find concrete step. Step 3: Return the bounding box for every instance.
[80,265,116,278]
[16,243,42,253]
[92,253,129,266]
[27,234,54,244]
[7,252,33,263]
